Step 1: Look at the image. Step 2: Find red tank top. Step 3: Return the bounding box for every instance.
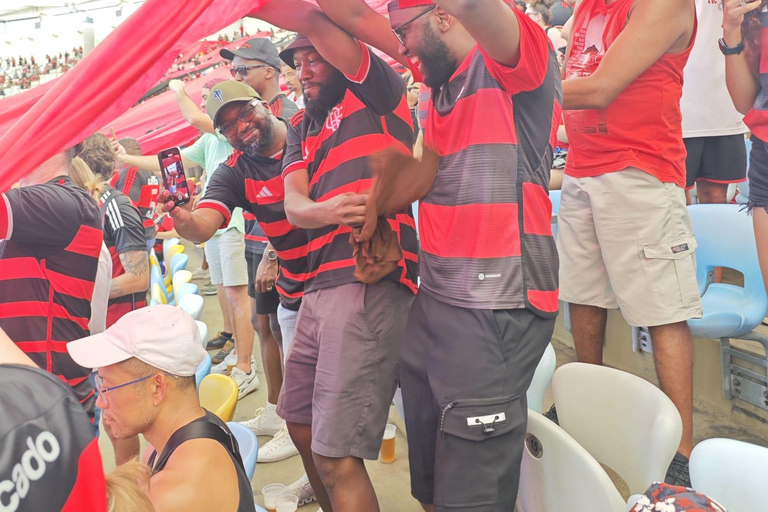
[563,0,696,187]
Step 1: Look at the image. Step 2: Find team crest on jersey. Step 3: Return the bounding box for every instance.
[214,89,224,102]
[324,104,344,133]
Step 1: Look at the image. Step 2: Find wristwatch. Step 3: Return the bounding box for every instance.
[266,249,278,261]
[719,38,745,56]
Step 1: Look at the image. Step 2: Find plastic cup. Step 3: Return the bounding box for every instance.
[261,483,286,512]
[225,351,238,374]
[380,423,397,463]
[275,494,299,512]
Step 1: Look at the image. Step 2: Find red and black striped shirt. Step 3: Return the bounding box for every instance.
[198,138,308,311]
[111,165,161,241]
[282,42,418,294]
[99,187,148,327]
[421,10,561,315]
[0,176,103,417]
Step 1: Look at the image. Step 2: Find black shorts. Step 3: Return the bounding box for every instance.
[684,134,747,189]
[245,250,280,314]
[398,289,554,511]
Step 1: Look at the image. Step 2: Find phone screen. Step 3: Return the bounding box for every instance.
[158,147,190,207]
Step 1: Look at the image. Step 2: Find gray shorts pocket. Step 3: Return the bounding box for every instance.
[435,394,526,508]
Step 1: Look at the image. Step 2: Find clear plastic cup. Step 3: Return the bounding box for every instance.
[275,494,299,512]
[380,423,397,463]
[225,351,238,374]
[261,483,286,512]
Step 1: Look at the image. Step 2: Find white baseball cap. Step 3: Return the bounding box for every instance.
[67,305,206,377]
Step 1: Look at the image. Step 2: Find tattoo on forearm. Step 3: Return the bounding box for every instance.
[120,251,149,277]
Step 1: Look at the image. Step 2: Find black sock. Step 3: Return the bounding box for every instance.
[222,331,233,339]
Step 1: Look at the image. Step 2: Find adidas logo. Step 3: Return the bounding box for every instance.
[256,186,273,199]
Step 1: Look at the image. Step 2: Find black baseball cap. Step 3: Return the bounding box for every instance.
[220,38,282,70]
[279,34,315,69]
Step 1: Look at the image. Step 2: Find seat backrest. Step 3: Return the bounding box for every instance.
[151,283,168,305]
[178,294,204,320]
[552,363,682,495]
[199,374,238,422]
[690,438,768,512]
[688,204,767,311]
[526,343,557,414]
[170,253,189,278]
[150,265,166,293]
[196,321,209,348]
[174,283,199,306]
[195,353,212,389]
[518,410,626,512]
[163,238,180,263]
[172,269,193,291]
[226,422,259,481]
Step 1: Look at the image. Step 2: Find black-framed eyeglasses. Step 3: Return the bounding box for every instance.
[392,5,436,46]
[94,374,152,406]
[218,99,261,138]
[230,64,270,78]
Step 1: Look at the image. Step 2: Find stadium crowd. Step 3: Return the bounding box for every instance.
[0,0,766,511]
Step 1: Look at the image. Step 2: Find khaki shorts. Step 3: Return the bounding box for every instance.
[557,168,703,327]
[277,281,414,460]
[204,229,248,287]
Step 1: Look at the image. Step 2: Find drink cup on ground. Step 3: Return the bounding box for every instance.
[380,423,396,463]
[262,483,286,512]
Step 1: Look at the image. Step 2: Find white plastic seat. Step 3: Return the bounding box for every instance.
[196,321,208,348]
[517,410,626,512]
[526,343,556,413]
[552,363,682,495]
[178,294,204,320]
[690,438,768,512]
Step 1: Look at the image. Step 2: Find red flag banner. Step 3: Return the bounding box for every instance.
[0,0,267,191]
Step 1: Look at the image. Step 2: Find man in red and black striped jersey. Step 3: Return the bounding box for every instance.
[248,3,419,509]
[109,138,161,249]
[0,144,103,420]
[384,0,561,509]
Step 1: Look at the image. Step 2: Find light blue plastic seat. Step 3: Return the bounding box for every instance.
[195,353,212,389]
[150,264,172,303]
[170,253,189,280]
[174,282,198,306]
[226,422,259,481]
[549,189,562,239]
[179,293,204,320]
[687,204,768,407]
[736,137,751,206]
[162,238,180,264]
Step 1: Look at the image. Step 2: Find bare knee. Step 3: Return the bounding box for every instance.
[312,453,361,486]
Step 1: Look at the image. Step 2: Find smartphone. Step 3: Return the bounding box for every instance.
[157,147,190,207]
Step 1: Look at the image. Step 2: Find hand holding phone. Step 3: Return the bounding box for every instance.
[158,147,190,207]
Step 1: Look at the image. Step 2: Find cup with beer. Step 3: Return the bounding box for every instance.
[262,483,286,512]
[275,494,299,512]
[380,423,397,463]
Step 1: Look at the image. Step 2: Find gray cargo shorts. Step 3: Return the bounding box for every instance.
[277,281,414,459]
[399,289,554,511]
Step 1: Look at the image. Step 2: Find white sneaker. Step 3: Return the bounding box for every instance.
[211,359,228,374]
[191,267,210,280]
[231,366,259,399]
[257,426,299,463]
[239,403,285,436]
[285,474,317,507]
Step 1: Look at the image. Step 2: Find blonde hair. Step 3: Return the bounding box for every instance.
[69,157,106,200]
[106,460,155,512]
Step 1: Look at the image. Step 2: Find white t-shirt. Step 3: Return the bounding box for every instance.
[89,242,112,334]
[681,0,747,138]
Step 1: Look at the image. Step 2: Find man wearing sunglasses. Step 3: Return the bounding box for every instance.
[67,305,256,512]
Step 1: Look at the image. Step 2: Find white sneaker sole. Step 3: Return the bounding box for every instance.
[257,445,299,463]
[236,376,259,400]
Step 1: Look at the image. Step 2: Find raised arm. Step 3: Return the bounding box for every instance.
[315,0,410,67]
[111,140,197,175]
[562,0,694,110]
[169,80,216,135]
[249,0,363,77]
[723,0,762,115]
[432,0,522,66]
[158,187,225,244]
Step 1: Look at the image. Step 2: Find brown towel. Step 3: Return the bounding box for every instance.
[350,147,439,283]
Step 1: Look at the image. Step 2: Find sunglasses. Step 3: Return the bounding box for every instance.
[218,99,261,138]
[230,64,270,78]
[392,5,436,46]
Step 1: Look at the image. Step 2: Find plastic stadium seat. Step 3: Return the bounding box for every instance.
[149,298,161,306]
[174,283,199,306]
[150,265,171,303]
[195,353,212,389]
[178,294,204,320]
[170,253,189,280]
[526,343,557,414]
[199,374,238,422]
[196,321,208,348]
[552,363,682,496]
[517,410,626,512]
[151,283,168,305]
[162,238,180,263]
[549,190,561,238]
[687,204,768,407]
[226,422,259,481]
[690,438,768,512]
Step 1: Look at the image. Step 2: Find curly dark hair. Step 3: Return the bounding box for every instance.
[736,0,768,59]
[79,133,116,182]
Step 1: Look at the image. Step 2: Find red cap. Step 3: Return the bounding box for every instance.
[388,0,435,12]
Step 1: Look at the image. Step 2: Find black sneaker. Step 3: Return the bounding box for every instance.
[664,452,691,488]
[212,340,235,365]
[543,404,559,425]
[206,331,232,350]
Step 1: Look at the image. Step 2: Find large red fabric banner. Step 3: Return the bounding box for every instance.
[0,0,265,191]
